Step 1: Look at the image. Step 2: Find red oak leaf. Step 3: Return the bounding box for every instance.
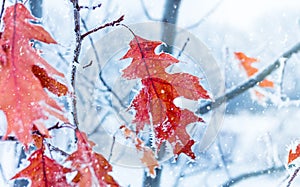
[121,36,210,160]
[288,143,300,164]
[12,148,71,187]
[0,3,68,146]
[66,130,119,187]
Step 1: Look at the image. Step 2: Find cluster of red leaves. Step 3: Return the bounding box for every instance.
[120,36,210,166]
[0,3,118,186]
[12,147,71,187]
[13,130,119,187]
[235,52,274,99]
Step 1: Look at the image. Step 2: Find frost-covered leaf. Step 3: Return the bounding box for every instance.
[11,149,71,187]
[66,130,119,187]
[0,3,68,146]
[121,35,209,161]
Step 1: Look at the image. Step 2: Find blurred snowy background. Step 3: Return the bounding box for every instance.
[0,0,300,186]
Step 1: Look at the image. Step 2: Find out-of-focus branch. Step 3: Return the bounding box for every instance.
[185,0,224,29]
[222,166,286,187]
[29,0,43,18]
[80,18,127,108]
[140,0,160,21]
[197,42,300,115]
[160,0,181,54]
[287,166,300,187]
[0,0,6,25]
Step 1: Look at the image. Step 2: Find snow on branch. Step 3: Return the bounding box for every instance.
[222,165,286,187]
[197,42,300,115]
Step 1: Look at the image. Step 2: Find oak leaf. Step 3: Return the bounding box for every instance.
[12,148,71,187]
[0,3,67,146]
[66,130,119,187]
[121,36,209,159]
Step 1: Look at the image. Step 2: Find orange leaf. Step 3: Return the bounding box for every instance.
[11,149,71,187]
[66,130,119,187]
[234,52,258,76]
[0,3,68,146]
[288,143,300,164]
[235,52,274,88]
[120,125,159,176]
[121,35,210,160]
[259,79,274,88]
[235,52,274,99]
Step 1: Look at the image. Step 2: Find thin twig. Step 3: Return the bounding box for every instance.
[46,142,70,157]
[0,0,6,26]
[79,3,102,10]
[0,136,18,141]
[82,60,93,69]
[217,136,232,179]
[47,122,76,131]
[81,15,124,40]
[279,58,288,101]
[287,166,300,187]
[197,42,300,114]
[222,166,286,187]
[177,37,190,58]
[108,134,116,162]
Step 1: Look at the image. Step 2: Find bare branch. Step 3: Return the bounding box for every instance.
[0,135,18,141]
[70,0,82,128]
[222,166,286,187]
[82,60,93,69]
[108,134,116,162]
[81,15,124,40]
[287,166,300,187]
[46,142,70,157]
[79,3,102,10]
[197,42,300,115]
[177,37,190,58]
[0,0,5,26]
